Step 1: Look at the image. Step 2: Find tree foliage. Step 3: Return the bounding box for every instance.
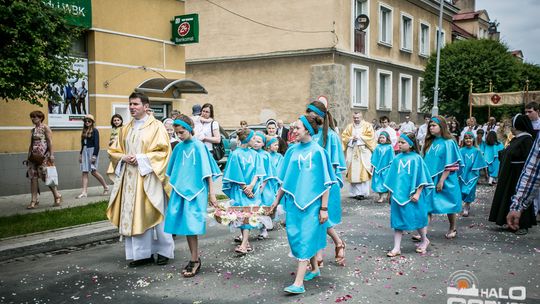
[0,0,81,106]
[420,39,526,124]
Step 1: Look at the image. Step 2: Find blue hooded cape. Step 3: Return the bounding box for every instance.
[222,147,266,207]
[424,137,463,214]
[256,149,279,206]
[459,146,487,203]
[384,152,434,230]
[371,143,395,193]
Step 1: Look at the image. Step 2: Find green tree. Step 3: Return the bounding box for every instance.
[0,0,81,106]
[421,39,522,124]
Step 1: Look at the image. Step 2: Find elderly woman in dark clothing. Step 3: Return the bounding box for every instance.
[488,114,537,235]
[77,114,109,198]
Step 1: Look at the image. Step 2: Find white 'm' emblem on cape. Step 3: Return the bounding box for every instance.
[298,152,313,170]
[241,155,254,170]
[182,149,195,165]
[431,144,441,153]
[466,153,475,164]
[398,159,411,174]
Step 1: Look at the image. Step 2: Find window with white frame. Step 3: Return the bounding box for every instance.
[112,104,130,123]
[351,64,369,108]
[400,13,413,51]
[436,27,446,49]
[417,77,427,112]
[353,0,369,54]
[419,22,430,56]
[377,69,392,110]
[399,74,412,111]
[379,4,392,45]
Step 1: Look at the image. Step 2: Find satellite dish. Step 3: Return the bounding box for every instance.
[355,14,370,31]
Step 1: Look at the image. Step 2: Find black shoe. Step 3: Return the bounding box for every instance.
[156,254,169,265]
[128,257,154,267]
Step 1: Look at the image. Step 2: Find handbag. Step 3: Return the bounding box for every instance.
[45,165,59,187]
[210,121,225,161]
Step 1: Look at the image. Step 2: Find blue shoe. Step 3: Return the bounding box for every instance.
[284,284,305,294]
[304,270,321,281]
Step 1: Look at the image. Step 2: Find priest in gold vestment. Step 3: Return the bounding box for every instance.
[107,92,174,267]
[341,112,376,199]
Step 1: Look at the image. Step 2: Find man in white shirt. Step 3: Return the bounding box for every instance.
[416,114,430,152]
[375,116,397,146]
[399,114,416,134]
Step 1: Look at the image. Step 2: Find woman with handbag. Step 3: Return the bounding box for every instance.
[26,111,62,209]
[196,103,223,160]
[77,114,109,198]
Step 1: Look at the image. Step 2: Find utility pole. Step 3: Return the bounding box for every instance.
[432,0,444,117]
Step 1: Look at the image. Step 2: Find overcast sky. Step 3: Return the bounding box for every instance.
[475,0,540,65]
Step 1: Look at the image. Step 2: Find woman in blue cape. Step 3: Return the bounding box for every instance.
[222,128,266,254]
[164,116,221,278]
[306,100,347,266]
[483,131,504,185]
[384,133,434,257]
[422,116,462,239]
[459,132,487,217]
[269,115,337,295]
[371,131,395,203]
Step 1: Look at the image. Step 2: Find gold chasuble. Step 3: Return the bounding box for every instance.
[107,115,171,236]
[341,121,376,183]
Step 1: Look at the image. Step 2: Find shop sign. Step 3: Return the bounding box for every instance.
[171,14,199,45]
[43,0,92,28]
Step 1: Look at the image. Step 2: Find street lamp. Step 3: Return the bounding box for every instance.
[432,0,445,117]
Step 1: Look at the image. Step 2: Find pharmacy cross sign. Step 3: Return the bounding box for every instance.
[171,14,199,45]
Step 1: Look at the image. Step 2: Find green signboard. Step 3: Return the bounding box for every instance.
[43,0,92,29]
[171,14,199,45]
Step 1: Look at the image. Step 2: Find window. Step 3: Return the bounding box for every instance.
[351,64,369,108]
[399,74,412,111]
[417,77,427,112]
[419,22,430,56]
[400,13,413,52]
[353,0,369,54]
[379,4,392,46]
[436,27,446,49]
[377,69,392,110]
[112,104,129,123]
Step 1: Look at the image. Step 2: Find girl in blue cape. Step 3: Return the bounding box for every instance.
[266,137,285,221]
[371,131,395,203]
[384,133,434,257]
[483,131,504,185]
[306,100,347,267]
[251,131,279,239]
[164,115,221,278]
[459,131,487,217]
[422,116,463,240]
[222,128,266,255]
[269,115,337,294]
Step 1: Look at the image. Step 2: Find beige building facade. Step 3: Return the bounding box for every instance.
[0,0,188,195]
[185,0,458,129]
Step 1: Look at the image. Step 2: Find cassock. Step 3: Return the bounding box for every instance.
[342,121,376,197]
[107,114,175,261]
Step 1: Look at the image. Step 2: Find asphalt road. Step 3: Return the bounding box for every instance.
[0,184,538,304]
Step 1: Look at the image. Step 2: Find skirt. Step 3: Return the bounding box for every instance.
[164,190,208,236]
[81,146,98,172]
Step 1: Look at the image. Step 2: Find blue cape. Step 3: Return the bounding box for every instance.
[384,152,434,205]
[268,151,283,170]
[222,147,266,197]
[424,137,462,178]
[279,141,337,210]
[313,127,346,187]
[167,139,222,201]
[459,146,487,185]
[483,142,504,165]
[256,149,278,181]
[371,143,395,174]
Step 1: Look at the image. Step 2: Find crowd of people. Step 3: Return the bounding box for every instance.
[24,93,539,295]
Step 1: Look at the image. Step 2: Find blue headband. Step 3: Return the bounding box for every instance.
[464,131,475,137]
[380,131,390,139]
[299,115,315,136]
[173,119,193,132]
[307,104,326,118]
[266,137,278,148]
[431,117,441,125]
[241,130,255,144]
[254,131,266,144]
[400,133,415,147]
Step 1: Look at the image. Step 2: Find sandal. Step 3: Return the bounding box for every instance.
[415,240,430,254]
[411,234,422,242]
[234,245,248,255]
[53,195,62,207]
[335,241,346,266]
[386,250,401,257]
[26,200,39,209]
[76,193,88,199]
[182,258,201,278]
[103,187,110,196]
[233,235,243,243]
[445,230,458,239]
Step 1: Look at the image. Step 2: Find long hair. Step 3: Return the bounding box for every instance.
[201,103,214,118]
[404,132,419,153]
[82,119,95,139]
[306,100,335,148]
[463,132,477,147]
[423,115,454,154]
[110,114,123,128]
